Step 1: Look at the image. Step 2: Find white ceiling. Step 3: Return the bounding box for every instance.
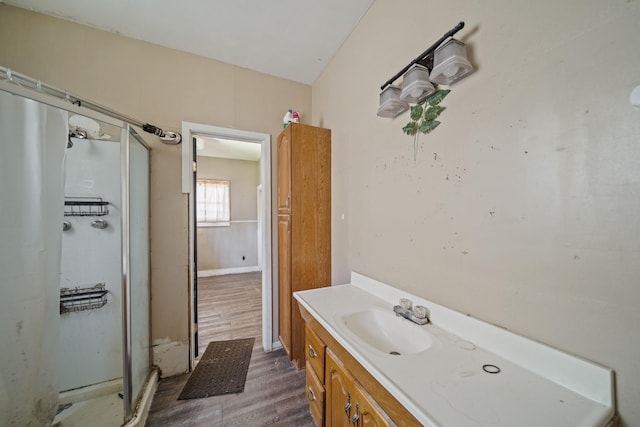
[195,136,262,162]
[4,0,375,85]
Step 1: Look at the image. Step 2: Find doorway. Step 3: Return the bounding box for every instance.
[181,122,273,370]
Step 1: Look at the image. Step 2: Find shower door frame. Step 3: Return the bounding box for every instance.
[0,79,153,424]
[120,125,153,421]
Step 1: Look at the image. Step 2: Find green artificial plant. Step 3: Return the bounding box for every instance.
[402,89,450,160]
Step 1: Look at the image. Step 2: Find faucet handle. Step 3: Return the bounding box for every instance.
[399,298,413,310]
[414,305,428,319]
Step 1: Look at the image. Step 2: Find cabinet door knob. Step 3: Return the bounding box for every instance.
[307,386,316,402]
[344,391,352,419]
[351,403,360,425]
[308,344,317,359]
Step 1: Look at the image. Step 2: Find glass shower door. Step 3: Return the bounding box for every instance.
[128,129,151,415]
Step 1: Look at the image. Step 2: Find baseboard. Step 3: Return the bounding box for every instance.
[270,341,283,351]
[198,266,261,277]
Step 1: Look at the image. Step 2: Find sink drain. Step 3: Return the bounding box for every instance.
[389,351,401,355]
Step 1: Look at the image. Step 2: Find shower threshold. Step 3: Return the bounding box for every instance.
[53,369,158,427]
[54,379,123,427]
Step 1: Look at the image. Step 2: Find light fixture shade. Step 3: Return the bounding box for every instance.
[377,85,409,118]
[400,64,435,103]
[430,38,474,85]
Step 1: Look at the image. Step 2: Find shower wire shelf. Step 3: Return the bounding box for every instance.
[64,197,109,217]
[60,283,108,314]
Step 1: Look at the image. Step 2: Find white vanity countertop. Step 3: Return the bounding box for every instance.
[294,272,615,427]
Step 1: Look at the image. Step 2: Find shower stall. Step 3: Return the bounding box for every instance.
[0,69,158,426]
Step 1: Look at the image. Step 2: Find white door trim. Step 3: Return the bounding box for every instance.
[181,122,273,369]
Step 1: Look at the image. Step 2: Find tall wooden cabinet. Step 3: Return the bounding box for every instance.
[277,123,331,369]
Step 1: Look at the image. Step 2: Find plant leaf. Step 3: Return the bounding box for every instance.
[419,120,441,134]
[410,104,423,120]
[423,105,445,121]
[427,89,451,106]
[403,121,418,136]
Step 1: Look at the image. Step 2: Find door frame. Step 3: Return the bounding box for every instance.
[181,122,273,369]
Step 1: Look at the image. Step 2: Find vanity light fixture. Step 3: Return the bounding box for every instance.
[429,38,474,85]
[377,85,409,118]
[399,64,435,104]
[377,21,474,118]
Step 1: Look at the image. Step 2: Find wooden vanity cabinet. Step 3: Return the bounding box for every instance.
[277,123,331,369]
[306,324,326,379]
[300,306,421,427]
[326,351,354,427]
[306,359,325,426]
[326,351,394,427]
[305,325,326,426]
[353,382,396,427]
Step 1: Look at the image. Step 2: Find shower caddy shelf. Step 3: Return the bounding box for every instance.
[59,283,108,314]
[64,197,109,217]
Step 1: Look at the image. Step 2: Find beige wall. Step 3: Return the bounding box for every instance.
[196,156,260,271]
[197,156,260,221]
[0,4,311,372]
[313,0,640,425]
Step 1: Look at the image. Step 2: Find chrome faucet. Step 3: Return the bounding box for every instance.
[393,298,430,325]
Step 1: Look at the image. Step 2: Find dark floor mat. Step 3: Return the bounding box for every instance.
[178,338,255,400]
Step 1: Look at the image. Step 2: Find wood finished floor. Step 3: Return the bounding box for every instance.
[146,272,314,427]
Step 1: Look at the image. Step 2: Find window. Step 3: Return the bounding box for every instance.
[196,179,230,225]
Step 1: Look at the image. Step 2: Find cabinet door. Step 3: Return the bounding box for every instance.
[326,350,395,427]
[277,130,291,214]
[305,324,326,381]
[305,361,325,427]
[353,382,395,427]
[277,215,292,356]
[326,351,356,427]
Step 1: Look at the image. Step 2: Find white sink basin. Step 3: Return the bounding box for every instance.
[336,307,439,356]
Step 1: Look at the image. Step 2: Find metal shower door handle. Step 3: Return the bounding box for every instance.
[91,219,108,229]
